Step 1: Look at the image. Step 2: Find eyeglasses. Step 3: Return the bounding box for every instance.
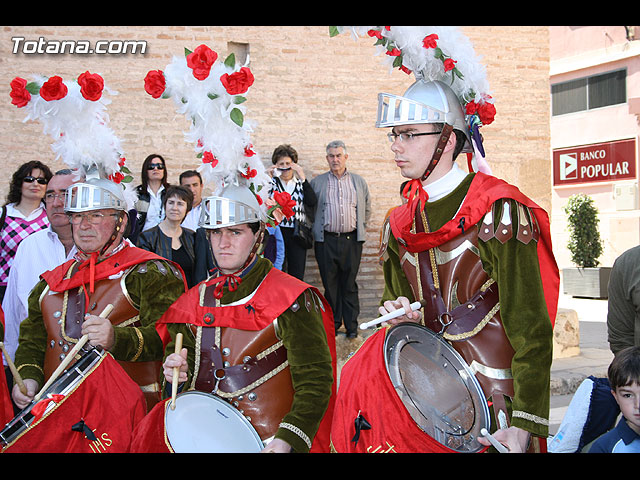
[67,212,119,225]
[387,131,441,143]
[147,163,165,170]
[44,192,68,203]
[23,176,48,185]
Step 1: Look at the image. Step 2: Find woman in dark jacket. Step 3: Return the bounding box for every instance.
[137,185,197,288]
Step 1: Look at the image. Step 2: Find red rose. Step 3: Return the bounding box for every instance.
[187,45,218,81]
[272,191,296,219]
[220,67,255,95]
[367,29,383,39]
[465,101,478,115]
[39,75,68,101]
[144,70,166,99]
[422,34,439,49]
[10,77,31,108]
[477,101,496,125]
[386,47,401,57]
[244,145,256,157]
[202,151,219,168]
[443,58,457,72]
[241,166,257,179]
[78,71,104,101]
[109,171,124,183]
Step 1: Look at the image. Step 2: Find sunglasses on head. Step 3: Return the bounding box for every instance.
[23,176,48,185]
[147,163,165,170]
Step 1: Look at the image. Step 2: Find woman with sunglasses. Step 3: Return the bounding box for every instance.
[130,154,170,243]
[0,161,53,301]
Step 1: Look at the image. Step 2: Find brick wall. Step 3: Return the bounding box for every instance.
[0,26,551,322]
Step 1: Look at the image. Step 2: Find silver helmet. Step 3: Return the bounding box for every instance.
[64,177,127,213]
[376,79,472,153]
[199,183,262,230]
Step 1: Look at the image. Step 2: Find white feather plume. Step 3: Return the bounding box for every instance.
[145,45,275,219]
[333,26,494,113]
[17,74,126,180]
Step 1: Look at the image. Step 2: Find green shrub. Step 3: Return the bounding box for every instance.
[563,193,603,268]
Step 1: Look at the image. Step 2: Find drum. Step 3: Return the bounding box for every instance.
[0,346,103,447]
[384,323,490,453]
[1,347,146,453]
[165,391,264,453]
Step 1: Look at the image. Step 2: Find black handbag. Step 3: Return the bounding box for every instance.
[293,218,313,249]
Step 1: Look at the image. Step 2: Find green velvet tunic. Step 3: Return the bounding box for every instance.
[15,258,186,387]
[381,174,553,438]
[162,257,334,453]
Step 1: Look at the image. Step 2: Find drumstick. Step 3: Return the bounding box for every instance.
[34,304,114,402]
[480,428,509,453]
[170,332,183,410]
[359,299,427,330]
[0,341,27,395]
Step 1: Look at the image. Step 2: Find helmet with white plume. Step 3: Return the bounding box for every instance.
[9,71,136,211]
[144,44,295,232]
[331,26,496,178]
[9,71,136,256]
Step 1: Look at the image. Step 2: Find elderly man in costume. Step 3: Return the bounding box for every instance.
[8,72,187,416]
[129,44,336,454]
[329,26,559,454]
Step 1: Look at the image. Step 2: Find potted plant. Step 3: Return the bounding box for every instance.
[562,193,611,298]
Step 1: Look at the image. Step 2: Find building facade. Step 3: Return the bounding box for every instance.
[550,26,640,271]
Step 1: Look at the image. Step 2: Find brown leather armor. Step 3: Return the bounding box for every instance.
[188,283,294,442]
[40,261,163,411]
[387,199,539,429]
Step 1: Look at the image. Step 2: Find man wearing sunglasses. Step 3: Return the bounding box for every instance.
[12,174,186,414]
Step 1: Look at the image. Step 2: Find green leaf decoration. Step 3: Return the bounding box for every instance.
[26,82,40,95]
[224,53,236,68]
[392,55,403,68]
[184,47,192,57]
[207,93,219,100]
[234,96,247,105]
[329,26,340,37]
[230,108,244,127]
[122,175,134,183]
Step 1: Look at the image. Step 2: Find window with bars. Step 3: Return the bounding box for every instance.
[551,69,626,116]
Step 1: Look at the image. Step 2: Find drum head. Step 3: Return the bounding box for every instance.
[384,323,490,453]
[165,391,264,453]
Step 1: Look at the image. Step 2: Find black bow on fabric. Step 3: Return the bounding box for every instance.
[71,419,97,441]
[351,411,372,447]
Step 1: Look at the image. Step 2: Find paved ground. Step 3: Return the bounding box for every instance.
[549,293,613,436]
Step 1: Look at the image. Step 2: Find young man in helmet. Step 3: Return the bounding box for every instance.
[376,78,558,452]
[12,176,187,412]
[136,183,336,454]
[331,72,558,452]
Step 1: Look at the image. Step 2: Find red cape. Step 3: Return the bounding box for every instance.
[155,266,337,453]
[40,243,187,294]
[389,172,559,326]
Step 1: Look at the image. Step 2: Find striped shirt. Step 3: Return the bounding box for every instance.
[324,170,357,233]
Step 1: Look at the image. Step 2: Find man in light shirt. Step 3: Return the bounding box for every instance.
[310,141,371,339]
[2,170,79,378]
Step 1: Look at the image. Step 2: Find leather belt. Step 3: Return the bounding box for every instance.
[324,230,356,238]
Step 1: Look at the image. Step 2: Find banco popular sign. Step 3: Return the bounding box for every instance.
[553,138,637,186]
